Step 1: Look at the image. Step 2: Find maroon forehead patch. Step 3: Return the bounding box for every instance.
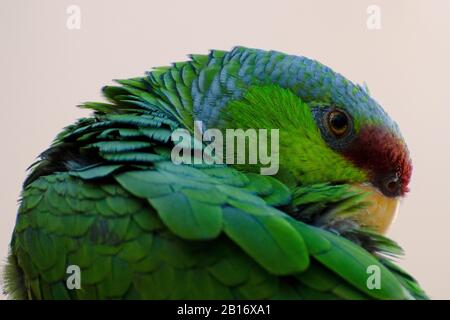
[342,126,412,197]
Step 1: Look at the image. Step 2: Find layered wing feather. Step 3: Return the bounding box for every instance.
[5,48,427,300]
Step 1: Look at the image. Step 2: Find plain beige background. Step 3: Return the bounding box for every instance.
[1,0,449,299]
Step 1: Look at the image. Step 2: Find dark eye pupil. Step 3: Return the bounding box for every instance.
[325,109,351,137]
[330,112,347,129]
[387,180,397,191]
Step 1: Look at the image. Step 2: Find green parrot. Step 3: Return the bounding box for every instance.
[3,46,427,300]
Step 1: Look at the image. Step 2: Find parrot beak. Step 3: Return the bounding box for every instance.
[350,184,400,234]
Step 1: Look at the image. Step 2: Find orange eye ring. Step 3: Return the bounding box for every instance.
[327,110,350,137]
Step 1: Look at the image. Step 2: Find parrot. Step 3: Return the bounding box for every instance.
[2,46,427,300]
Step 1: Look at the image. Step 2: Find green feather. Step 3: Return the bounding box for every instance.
[5,47,427,301]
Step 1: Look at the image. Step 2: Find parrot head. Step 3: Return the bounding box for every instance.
[304,79,412,234]
[308,99,412,233]
[220,48,412,234]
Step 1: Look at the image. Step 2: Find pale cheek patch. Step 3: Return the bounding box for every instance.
[351,184,400,234]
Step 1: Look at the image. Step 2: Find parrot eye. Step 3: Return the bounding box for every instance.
[326,109,350,137]
[312,105,355,150]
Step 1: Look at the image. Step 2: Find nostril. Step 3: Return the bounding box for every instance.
[386,179,398,193]
[383,173,402,197]
[372,172,404,197]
